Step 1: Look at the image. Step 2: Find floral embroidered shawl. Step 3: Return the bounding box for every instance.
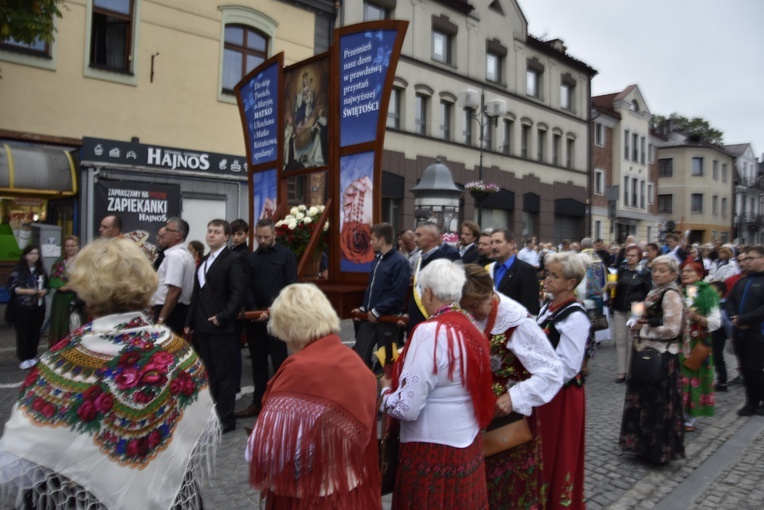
[0,312,220,510]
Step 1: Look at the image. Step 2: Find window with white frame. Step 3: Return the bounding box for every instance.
[594,123,604,147]
[486,52,500,83]
[691,157,704,176]
[722,163,728,182]
[363,1,390,21]
[594,220,602,241]
[624,130,630,160]
[647,183,654,204]
[432,30,451,64]
[561,83,572,110]
[632,133,639,161]
[553,134,561,165]
[502,119,513,155]
[594,169,605,195]
[713,160,719,180]
[415,93,428,135]
[721,197,727,216]
[439,100,452,141]
[387,88,401,129]
[691,193,703,213]
[712,195,719,215]
[526,58,544,99]
[1,35,49,57]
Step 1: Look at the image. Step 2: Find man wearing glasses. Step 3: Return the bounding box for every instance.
[152,217,196,335]
[727,246,764,416]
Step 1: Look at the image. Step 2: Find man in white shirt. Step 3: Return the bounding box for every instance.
[152,217,196,335]
[517,238,540,268]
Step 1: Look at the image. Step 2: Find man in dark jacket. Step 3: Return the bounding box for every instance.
[728,245,764,416]
[408,221,452,335]
[235,218,297,418]
[458,221,480,264]
[488,229,540,315]
[185,219,246,433]
[352,223,411,368]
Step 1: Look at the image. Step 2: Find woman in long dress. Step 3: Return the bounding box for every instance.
[48,235,82,345]
[380,260,495,509]
[460,264,562,509]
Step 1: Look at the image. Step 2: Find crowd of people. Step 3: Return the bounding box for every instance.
[1,211,763,509]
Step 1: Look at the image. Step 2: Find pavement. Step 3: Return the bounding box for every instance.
[0,314,762,509]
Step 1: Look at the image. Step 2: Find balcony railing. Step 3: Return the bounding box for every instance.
[738,176,764,190]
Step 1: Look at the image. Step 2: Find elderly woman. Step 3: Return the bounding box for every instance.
[48,235,83,345]
[0,238,219,509]
[380,259,495,509]
[608,244,652,383]
[706,245,738,283]
[7,245,48,370]
[536,252,590,510]
[679,261,720,431]
[460,264,562,509]
[247,283,380,509]
[619,255,686,464]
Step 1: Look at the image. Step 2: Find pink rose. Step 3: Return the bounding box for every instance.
[83,385,103,400]
[115,368,140,390]
[132,390,155,404]
[41,404,56,419]
[23,368,38,388]
[118,352,142,367]
[139,365,168,386]
[94,392,114,413]
[77,400,97,421]
[126,439,140,457]
[150,351,174,368]
[148,430,162,450]
[32,398,45,412]
[181,378,195,397]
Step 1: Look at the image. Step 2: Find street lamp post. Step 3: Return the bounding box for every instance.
[458,89,506,226]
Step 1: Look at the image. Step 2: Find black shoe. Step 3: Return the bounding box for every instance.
[615,377,626,384]
[738,405,757,417]
[714,384,728,392]
[729,375,743,386]
[222,424,236,434]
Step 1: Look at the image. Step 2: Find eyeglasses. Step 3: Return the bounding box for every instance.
[738,256,762,263]
[165,228,179,233]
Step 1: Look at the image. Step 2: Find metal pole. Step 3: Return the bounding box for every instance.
[478,90,485,226]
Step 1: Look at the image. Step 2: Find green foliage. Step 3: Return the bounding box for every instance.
[0,0,64,45]
[650,113,724,145]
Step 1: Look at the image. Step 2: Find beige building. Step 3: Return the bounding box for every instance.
[0,0,325,253]
[344,0,597,241]
[656,133,735,244]
[591,85,661,244]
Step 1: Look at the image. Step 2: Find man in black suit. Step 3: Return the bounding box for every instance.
[459,221,480,264]
[185,219,246,433]
[488,228,540,315]
[407,221,451,335]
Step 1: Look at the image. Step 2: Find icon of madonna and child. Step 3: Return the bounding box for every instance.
[283,60,330,172]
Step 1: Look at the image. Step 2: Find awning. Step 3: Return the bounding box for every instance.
[0,144,77,195]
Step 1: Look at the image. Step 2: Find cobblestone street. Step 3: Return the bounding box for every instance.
[0,319,761,509]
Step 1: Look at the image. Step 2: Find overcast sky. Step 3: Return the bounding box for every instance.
[517,0,764,158]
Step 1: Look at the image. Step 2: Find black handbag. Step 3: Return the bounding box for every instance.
[589,313,609,332]
[378,409,399,495]
[629,346,667,384]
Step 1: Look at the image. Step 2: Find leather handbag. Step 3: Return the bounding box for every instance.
[589,314,609,332]
[629,347,667,384]
[378,409,399,495]
[682,341,711,371]
[482,412,532,457]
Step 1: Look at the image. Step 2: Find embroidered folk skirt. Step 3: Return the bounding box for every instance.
[484,412,545,510]
[679,336,715,418]
[536,384,586,510]
[392,437,488,510]
[619,352,685,464]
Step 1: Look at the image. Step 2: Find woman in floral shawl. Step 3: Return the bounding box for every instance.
[0,238,219,509]
[460,264,563,510]
[47,235,84,345]
[678,261,720,432]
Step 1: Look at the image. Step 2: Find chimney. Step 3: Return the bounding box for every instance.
[548,38,567,53]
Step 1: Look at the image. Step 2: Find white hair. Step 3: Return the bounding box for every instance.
[418,259,465,303]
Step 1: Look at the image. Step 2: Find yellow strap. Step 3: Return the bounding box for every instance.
[64,150,77,193]
[4,144,14,188]
[412,257,428,318]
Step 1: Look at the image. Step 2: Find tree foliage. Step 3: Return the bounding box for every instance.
[0,0,64,45]
[650,113,724,145]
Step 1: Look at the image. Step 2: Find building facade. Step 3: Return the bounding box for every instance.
[591,85,661,244]
[343,0,597,242]
[656,133,735,244]
[725,143,762,245]
[0,0,326,267]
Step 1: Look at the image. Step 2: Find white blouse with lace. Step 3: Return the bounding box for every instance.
[381,320,480,448]
[536,301,591,385]
[476,293,563,416]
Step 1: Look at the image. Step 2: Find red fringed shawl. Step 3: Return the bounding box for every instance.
[392,310,496,429]
[248,335,380,509]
